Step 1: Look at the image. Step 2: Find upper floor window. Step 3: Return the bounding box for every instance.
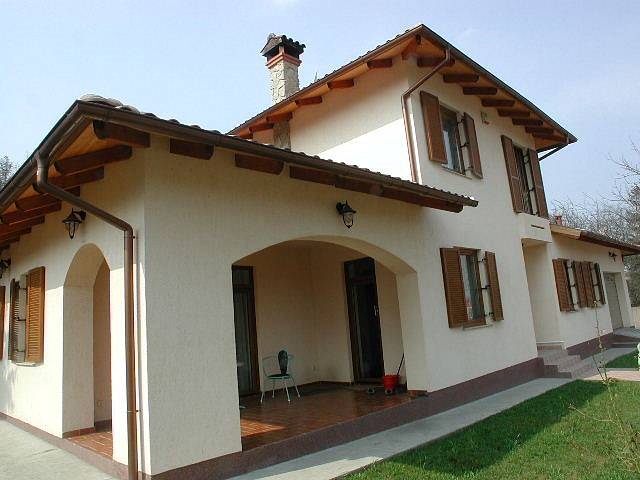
[513,145,538,215]
[440,106,464,174]
[501,135,549,218]
[420,91,483,179]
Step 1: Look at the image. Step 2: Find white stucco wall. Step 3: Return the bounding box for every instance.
[546,236,630,348]
[0,152,149,471]
[288,55,542,392]
[93,260,111,423]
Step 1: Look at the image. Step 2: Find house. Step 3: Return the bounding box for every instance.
[0,24,637,480]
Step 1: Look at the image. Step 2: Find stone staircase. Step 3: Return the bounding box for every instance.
[537,346,600,379]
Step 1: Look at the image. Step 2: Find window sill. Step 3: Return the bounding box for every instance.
[11,361,38,367]
[463,322,493,331]
[440,165,472,180]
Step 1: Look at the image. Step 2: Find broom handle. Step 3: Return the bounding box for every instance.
[396,353,405,377]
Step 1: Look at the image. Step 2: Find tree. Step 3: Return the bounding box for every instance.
[0,155,16,189]
[552,140,640,306]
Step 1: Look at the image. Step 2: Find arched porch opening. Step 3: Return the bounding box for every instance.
[230,236,426,451]
[61,244,113,456]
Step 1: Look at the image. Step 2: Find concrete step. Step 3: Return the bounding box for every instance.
[537,348,568,363]
[552,354,583,371]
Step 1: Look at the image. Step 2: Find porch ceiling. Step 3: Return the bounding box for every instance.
[0,98,477,251]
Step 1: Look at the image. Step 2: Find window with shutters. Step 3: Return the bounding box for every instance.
[8,267,45,364]
[441,247,503,328]
[420,91,483,178]
[513,145,538,215]
[440,106,464,174]
[459,249,485,324]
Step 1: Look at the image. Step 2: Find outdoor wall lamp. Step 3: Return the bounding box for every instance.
[609,251,618,262]
[0,258,11,278]
[336,201,356,228]
[62,209,87,239]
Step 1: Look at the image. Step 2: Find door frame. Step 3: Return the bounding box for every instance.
[232,265,261,396]
[344,257,385,383]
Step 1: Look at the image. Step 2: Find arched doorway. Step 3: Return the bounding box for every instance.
[62,244,112,450]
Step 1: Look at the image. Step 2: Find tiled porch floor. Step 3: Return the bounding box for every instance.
[240,385,412,450]
[68,423,113,458]
[66,385,411,458]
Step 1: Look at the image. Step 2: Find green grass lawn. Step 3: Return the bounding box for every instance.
[346,381,640,480]
[607,352,639,369]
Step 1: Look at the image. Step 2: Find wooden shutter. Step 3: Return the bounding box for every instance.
[8,279,19,361]
[552,259,572,311]
[440,248,467,327]
[583,262,596,308]
[573,261,587,308]
[501,136,524,213]
[25,267,45,364]
[420,91,447,164]
[463,113,482,178]
[484,251,503,320]
[528,148,548,218]
[594,263,606,305]
[0,286,5,360]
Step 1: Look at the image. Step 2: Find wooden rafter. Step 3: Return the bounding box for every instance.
[533,133,566,142]
[0,229,31,244]
[327,79,355,89]
[0,217,44,238]
[266,112,293,123]
[462,86,498,95]
[47,168,104,190]
[15,187,80,212]
[93,120,150,148]
[401,35,422,60]
[235,154,284,175]
[417,56,455,67]
[295,96,323,106]
[55,145,132,175]
[169,139,214,160]
[497,109,530,118]
[512,118,543,126]
[249,123,274,133]
[367,58,393,69]
[288,165,460,211]
[481,99,515,107]
[443,74,479,83]
[2,203,61,225]
[525,126,555,135]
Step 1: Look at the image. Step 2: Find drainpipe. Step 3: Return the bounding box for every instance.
[35,154,138,480]
[402,48,452,182]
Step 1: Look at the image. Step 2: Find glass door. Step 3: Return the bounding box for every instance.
[344,257,385,382]
[232,266,259,396]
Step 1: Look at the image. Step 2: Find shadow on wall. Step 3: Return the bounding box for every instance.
[1,366,18,418]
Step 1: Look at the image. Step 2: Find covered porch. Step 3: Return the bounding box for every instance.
[231,239,412,407]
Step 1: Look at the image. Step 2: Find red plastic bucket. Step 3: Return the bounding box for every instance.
[382,374,400,394]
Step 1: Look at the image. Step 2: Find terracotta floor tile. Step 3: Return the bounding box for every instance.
[66,386,410,456]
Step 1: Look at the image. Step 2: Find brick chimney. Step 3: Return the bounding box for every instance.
[261,34,305,104]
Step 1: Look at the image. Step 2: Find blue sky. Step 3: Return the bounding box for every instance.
[1,0,638,206]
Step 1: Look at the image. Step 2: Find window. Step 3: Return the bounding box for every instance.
[440,107,464,173]
[8,267,45,364]
[501,136,549,218]
[440,247,503,328]
[553,259,605,312]
[420,91,483,177]
[514,146,538,215]
[459,250,484,323]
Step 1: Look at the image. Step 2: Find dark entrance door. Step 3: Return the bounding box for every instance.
[344,257,385,382]
[232,266,260,396]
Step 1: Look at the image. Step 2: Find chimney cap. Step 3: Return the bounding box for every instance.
[261,33,305,61]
